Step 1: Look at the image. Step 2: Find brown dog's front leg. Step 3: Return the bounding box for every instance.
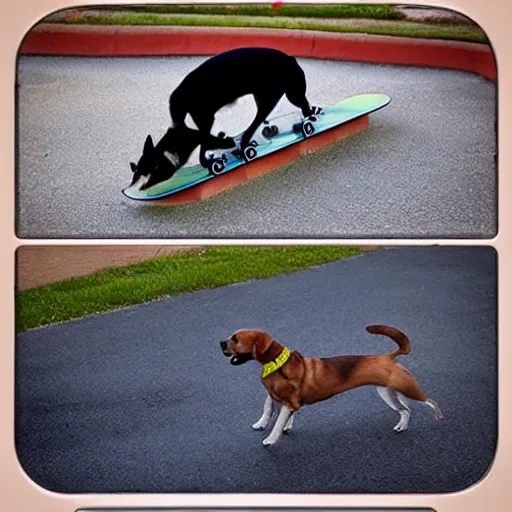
[262,404,292,446]
[283,412,295,434]
[252,394,274,431]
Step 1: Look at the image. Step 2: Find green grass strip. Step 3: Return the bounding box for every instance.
[130,4,404,20]
[53,13,487,43]
[16,246,366,332]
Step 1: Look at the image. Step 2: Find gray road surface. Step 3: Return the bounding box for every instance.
[16,56,496,238]
[15,247,497,493]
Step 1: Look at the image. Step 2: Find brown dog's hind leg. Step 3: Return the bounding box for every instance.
[388,364,427,401]
[425,398,443,421]
[376,386,411,432]
[388,365,443,422]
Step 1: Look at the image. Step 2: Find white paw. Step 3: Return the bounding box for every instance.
[262,436,277,446]
[252,420,268,431]
[393,417,409,432]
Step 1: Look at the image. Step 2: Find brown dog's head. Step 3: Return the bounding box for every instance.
[219,329,273,366]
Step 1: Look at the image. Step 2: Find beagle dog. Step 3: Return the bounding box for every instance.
[220,325,442,446]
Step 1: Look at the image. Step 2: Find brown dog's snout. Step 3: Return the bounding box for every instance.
[220,340,231,356]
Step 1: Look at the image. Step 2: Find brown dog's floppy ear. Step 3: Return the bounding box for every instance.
[252,331,271,359]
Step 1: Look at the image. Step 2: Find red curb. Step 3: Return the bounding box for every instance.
[157,115,369,205]
[19,24,496,204]
[20,24,496,81]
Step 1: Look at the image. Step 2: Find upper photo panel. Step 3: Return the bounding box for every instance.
[16,4,497,239]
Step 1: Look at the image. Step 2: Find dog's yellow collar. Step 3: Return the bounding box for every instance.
[261,347,291,379]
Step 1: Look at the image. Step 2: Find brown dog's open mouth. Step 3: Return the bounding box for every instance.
[220,340,254,365]
[229,353,254,366]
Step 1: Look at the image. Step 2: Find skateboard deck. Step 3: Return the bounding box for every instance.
[122,93,391,201]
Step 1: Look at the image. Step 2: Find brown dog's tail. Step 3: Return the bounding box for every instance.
[366,325,411,357]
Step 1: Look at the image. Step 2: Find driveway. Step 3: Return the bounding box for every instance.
[15,246,497,493]
[16,56,496,238]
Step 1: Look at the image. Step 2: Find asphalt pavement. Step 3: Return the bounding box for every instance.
[16,56,496,238]
[15,247,497,493]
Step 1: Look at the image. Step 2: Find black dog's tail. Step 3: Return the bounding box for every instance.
[366,325,411,357]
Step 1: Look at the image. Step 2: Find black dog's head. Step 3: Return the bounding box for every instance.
[130,125,235,191]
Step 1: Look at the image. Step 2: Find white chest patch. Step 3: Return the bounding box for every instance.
[163,151,180,168]
[184,114,199,130]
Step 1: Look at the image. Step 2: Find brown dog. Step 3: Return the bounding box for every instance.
[220,325,442,446]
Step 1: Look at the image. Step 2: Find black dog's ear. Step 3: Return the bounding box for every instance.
[130,162,137,173]
[143,135,154,154]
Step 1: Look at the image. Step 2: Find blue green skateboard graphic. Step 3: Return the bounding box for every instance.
[122,93,391,201]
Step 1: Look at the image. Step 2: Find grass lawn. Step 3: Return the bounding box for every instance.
[130,4,404,20]
[16,245,368,332]
[46,5,487,43]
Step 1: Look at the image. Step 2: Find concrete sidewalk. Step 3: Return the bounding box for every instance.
[16,245,202,290]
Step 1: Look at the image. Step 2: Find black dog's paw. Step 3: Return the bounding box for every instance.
[224,136,236,148]
[218,131,226,138]
[311,106,323,116]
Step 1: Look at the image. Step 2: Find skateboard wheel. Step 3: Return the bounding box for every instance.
[262,125,279,139]
[209,159,226,176]
[262,126,274,139]
[243,145,258,162]
[302,120,315,138]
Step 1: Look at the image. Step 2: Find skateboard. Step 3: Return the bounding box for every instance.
[122,93,391,201]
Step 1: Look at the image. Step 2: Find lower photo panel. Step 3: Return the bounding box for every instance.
[78,510,435,512]
[15,245,497,494]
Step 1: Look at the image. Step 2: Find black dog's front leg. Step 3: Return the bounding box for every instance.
[199,132,236,169]
[199,147,211,169]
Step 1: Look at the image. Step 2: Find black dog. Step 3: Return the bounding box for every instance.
[130,47,321,190]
